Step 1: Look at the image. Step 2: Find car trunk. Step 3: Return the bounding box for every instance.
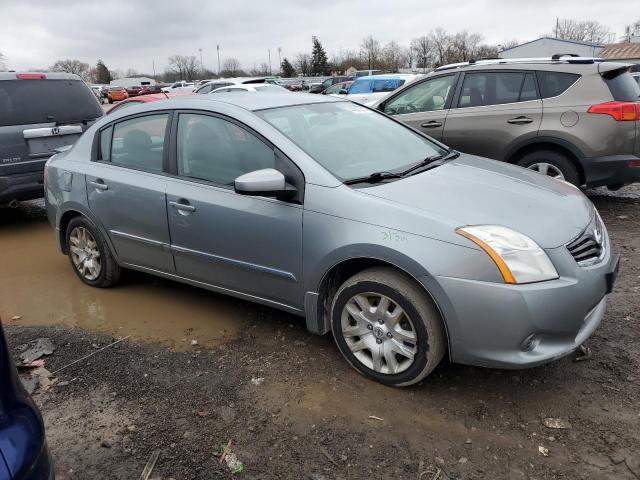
[0,78,103,177]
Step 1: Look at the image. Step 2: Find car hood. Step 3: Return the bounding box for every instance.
[359,155,594,249]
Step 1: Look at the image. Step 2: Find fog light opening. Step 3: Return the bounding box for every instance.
[520,333,540,352]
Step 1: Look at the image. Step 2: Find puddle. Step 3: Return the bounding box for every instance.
[0,207,253,349]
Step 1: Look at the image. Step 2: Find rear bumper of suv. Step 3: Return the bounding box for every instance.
[583,154,640,187]
[0,172,44,203]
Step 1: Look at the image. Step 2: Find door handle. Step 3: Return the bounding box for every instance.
[421,121,443,128]
[170,200,196,213]
[88,179,108,191]
[507,116,533,125]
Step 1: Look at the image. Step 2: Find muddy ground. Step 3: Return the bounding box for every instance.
[1,185,639,480]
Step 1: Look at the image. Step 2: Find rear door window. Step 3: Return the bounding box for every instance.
[536,71,580,98]
[109,114,168,172]
[0,79,103,127]
[603,69,640,101]
[458,72,527,107]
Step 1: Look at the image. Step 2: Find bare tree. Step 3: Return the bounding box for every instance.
[429,28,452,67]
[381,41,406,72]
[622,19,640,42]
[411,35,434,69]
[553,19,613,44]
[360,36,382,69]
[335,48,364,72]
[499,38,520,51]
[295,53,312,76]
[221,57,242,77]
[124,68,139,78]
[250,62,271,76]
[0,52,7,71]
[49,59,91,80]
[167,55,199,81]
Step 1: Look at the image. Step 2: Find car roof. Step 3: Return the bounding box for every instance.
[0,71,82,81]
[353,74,416,80]
[143,92,343,112]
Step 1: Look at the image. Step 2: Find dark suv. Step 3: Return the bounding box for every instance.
[0,72,103,204]
[373,56,640,188]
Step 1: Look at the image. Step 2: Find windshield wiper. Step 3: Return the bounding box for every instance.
[344,150,460,186]
[399,150,460,177]
[343,171,403,185]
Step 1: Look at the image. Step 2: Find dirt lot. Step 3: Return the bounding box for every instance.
[1,185,639,480]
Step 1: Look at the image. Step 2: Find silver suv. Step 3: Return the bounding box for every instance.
[0,72,103,204]
[373,56,640,188]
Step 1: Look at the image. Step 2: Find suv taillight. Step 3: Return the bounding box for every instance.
[16,73,46,80]
[587,101,640,121]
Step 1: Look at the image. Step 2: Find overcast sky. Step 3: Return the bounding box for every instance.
[0,0,636,74]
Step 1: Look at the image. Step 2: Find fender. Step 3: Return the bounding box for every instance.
[56,201,121,264]
[303,243,435,335]
[504,136,586,164]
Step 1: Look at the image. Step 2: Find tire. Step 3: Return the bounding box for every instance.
[66,216,120,288]
[330,267,446,387]
[516,150,580,186]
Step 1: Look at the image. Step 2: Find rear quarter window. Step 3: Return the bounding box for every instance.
[536,71,580,98]
[603,70,640,102]
[0,79,103,127]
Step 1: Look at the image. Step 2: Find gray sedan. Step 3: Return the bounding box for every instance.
[44,93,619,387]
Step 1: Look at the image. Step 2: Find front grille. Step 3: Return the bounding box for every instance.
[566,214,605,266]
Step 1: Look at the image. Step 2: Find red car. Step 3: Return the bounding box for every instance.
[138,85,164,95]
[105,91,192,114]
[125,85,143,97]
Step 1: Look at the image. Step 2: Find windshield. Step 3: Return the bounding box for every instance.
[0,79,103,127]
[257,101,446,181]
[254,85,287,92]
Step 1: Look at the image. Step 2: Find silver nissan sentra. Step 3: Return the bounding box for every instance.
[45,93,619,387]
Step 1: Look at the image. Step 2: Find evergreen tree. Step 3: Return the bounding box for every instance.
[280,58,296,78]
[95,60,112,84]
[311,37,329,76]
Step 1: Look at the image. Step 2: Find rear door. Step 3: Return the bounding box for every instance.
[443,70,542,160]
[85,112,174,272]
[0,77,103,176]
[379,74,458,141]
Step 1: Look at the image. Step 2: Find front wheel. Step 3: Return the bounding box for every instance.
[331,267,446,387]
[66,217,120,287]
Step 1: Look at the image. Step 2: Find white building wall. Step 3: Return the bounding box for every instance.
[109,77,156,88]
[500,38,604,59]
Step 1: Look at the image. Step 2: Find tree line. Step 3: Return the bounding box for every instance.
[2,16,638,81]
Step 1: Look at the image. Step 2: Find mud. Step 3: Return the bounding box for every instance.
[0,205,248,349]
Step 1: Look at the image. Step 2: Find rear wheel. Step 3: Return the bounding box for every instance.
[66,217,120,288]
[330,267,446,387]
[516,150,580,186]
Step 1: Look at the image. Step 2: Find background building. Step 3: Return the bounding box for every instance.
[499,36,604,59]
[599,36,640,71]
[109,76,156,88]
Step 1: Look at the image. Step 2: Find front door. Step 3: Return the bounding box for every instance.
[86,112,174,272]
[443,71,542,160]
[380,74,458,142]
[165,112,304,309]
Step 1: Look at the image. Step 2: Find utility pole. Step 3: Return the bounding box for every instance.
[555,17,559,38]
[198,48,203,78]
[268,49,272,76]
[277,47,282,75]
[152,60,156,78]
[216,45,221,76]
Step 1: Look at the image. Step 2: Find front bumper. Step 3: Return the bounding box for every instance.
[583,154,640,187]
[421,230,618,369]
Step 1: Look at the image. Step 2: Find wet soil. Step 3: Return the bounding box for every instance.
[2,188,640,480]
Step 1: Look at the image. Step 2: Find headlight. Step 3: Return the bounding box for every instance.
[456,225,558,284]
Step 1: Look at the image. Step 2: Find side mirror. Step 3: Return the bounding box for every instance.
[234,168,296,199]
[338,89,348,95]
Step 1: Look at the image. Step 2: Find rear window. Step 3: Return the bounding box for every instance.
[0,79,103,127]
[603,69,640,102]
[536,71,580,98]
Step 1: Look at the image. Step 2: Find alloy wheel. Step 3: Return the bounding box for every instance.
[340,293,418,374]
[527,162,565,180]
[69,226,102,281]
